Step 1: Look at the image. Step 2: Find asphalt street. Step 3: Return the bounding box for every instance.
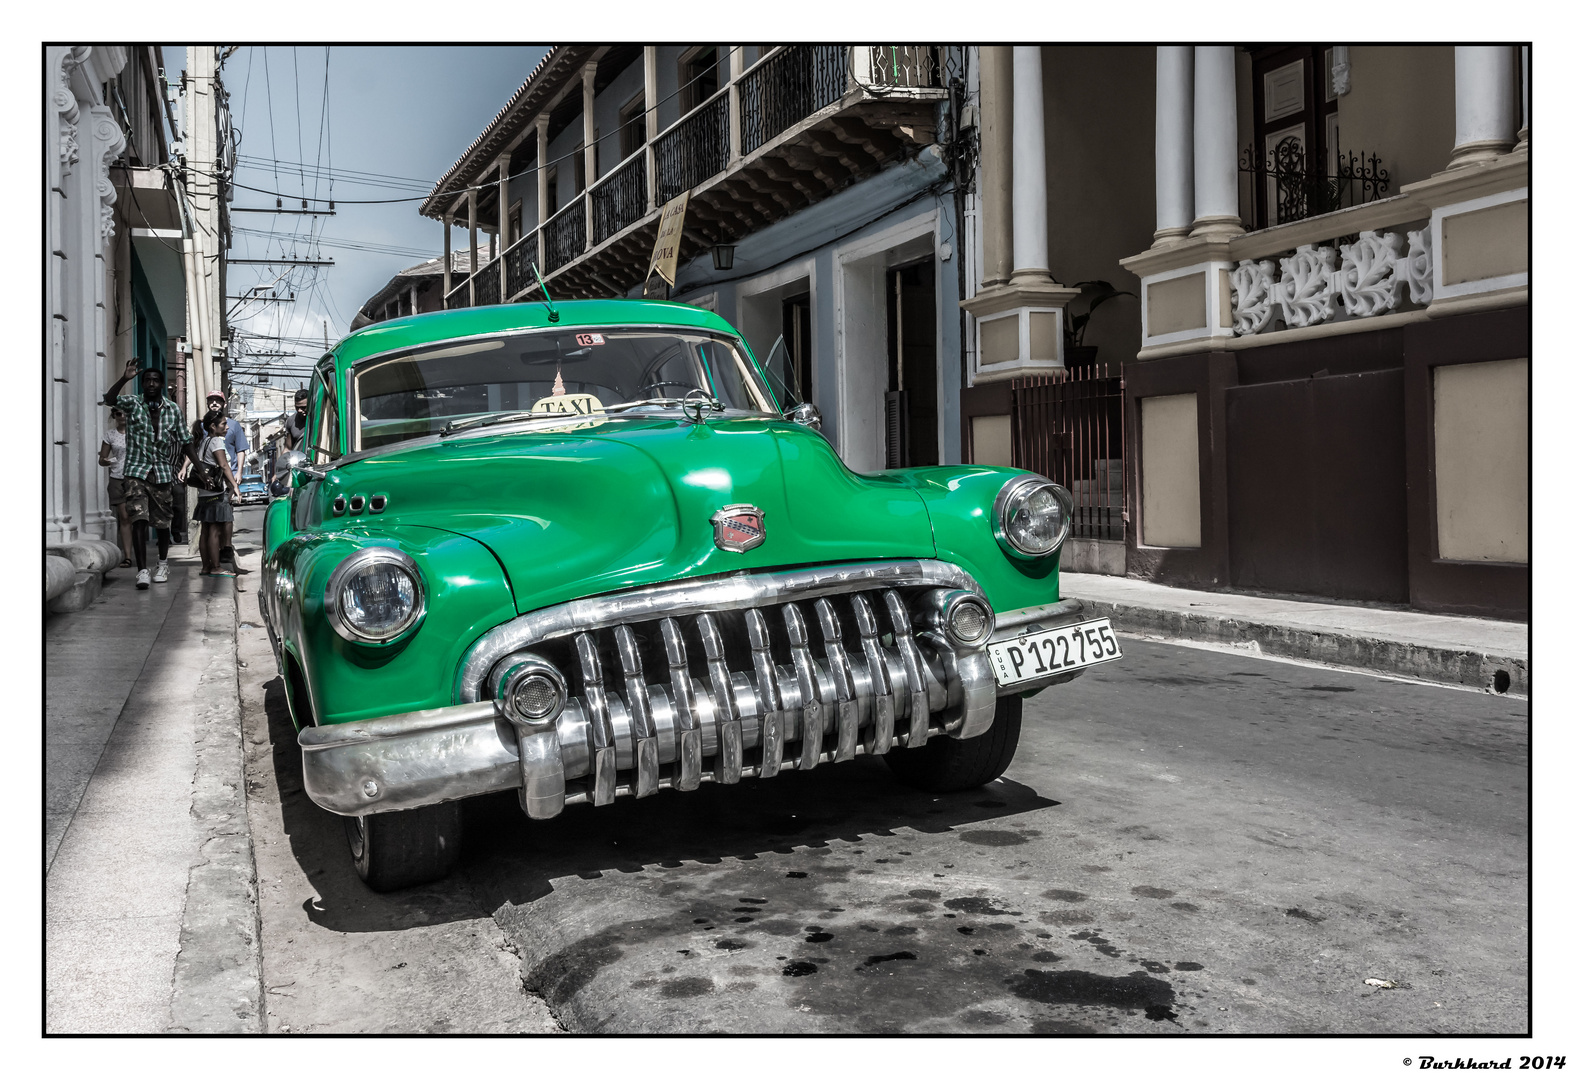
[232,507,1529,1035]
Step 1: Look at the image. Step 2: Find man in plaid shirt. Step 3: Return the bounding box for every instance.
[103,358,194,589]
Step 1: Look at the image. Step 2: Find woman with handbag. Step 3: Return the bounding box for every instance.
[193,413,241,576]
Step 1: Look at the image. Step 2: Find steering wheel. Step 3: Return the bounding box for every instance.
[639,380,701,397]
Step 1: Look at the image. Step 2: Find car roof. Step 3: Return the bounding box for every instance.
[331,299,742,368]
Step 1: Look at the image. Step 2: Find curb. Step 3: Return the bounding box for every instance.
[168,574,266,1033]
[1078,598,1530,697]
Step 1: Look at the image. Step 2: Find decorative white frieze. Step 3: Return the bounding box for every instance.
[1229,226,1434,335]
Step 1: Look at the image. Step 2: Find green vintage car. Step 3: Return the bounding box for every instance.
[260,298,1120,890]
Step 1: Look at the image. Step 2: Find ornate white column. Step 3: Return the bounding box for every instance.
[960,45,1078,381]
[978,46,1012,289]
[1450,46,1517,168]
[1190,46,1241,238]
[1010,46,1050,285]
[1154,46,1194,247]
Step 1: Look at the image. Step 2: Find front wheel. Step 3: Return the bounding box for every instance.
[884,694,1022,792]
[344,801,463,892]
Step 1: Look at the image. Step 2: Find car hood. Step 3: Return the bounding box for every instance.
[320,416,935,614]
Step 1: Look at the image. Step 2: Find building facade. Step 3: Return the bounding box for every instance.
[961,45,1528,619]
[420,45,969,474]
[47,45,195,551]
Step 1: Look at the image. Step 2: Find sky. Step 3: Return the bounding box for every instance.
[166,45,550,393]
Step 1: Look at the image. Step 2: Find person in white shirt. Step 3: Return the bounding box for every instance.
[97,407,133,568]
[193,413,241,576]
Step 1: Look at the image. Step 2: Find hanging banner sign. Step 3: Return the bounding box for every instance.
[646,191,689,290]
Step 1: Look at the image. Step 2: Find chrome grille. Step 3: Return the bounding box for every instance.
[455,560,998,819]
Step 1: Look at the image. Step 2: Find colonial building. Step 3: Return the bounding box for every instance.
[419,45,966,473]
[47,48,182,557]
[961,46,1527,619]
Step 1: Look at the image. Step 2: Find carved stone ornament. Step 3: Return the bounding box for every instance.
[1337,230,1404,318]
[54,49,84,177]
[92,112,126,243]
[1229,227,1432,336]
[1279,244,1340,327]
[1229,259,1278,335]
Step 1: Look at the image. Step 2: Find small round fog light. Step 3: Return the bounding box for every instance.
[948,600,990,644]
[510,673,560,720]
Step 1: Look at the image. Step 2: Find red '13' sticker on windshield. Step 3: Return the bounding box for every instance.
[576,333,605,346]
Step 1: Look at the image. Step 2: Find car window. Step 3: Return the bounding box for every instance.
[310,366,340,460]
[350,327,777,451]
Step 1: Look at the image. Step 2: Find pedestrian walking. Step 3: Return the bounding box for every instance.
[191,391,246,568]
[102,359,193,589]
[96,407,134,568]
[283,388,309,450]
[192,413,241,576]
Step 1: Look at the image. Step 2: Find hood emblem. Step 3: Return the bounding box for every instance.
[711,504,766,553]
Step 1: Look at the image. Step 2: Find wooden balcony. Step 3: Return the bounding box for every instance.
[488,45,947,304]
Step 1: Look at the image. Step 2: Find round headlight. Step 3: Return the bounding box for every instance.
[325,548,425,643]
[993,475,1073,558]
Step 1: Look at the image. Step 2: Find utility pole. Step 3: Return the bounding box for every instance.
[183,46,231,414]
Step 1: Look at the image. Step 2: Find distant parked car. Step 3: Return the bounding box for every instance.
[237,473,270,505]
[260,299,1122,891]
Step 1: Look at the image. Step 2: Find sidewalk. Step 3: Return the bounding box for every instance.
[44,544,261,1033]
[1061,572,1529,696]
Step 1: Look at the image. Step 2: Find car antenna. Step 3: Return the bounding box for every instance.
[531,263,560,323]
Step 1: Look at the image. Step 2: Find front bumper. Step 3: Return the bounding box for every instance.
[298,561,1090,820]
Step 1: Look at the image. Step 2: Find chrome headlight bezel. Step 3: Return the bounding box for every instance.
[324,547,427,644]
[992,474,1074,558]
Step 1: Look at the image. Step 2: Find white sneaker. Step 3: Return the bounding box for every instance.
[136,568,150,590]
[153,563,170,584]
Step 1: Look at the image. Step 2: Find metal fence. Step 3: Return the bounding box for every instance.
[542,199,587,273]
[592,154,648,245]
[653,91,729,206]
[741,45,849,155]
[1011,363,1125,541]
[444,279,470,310]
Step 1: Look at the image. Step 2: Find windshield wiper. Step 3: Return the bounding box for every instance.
[597,397,688,413]
[440,410,537,436]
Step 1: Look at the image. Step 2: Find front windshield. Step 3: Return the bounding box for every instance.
[351,327,777,451]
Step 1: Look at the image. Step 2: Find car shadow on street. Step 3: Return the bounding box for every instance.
[262,678,1058,934]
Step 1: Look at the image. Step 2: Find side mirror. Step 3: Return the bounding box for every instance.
[785,401,821,431]
[282,449,326,481]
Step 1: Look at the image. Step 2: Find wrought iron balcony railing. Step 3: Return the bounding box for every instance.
[542,198,588,274]
[444,278,470,310]
[653,88,729,207]
[860,46,943,89]
[740,45,849,155]
[472,257,501,307]
[592,152,648,246]
[1239,136,1390,232]
[504,232,538,296]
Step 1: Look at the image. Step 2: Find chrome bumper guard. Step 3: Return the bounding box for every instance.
[299,561,1078,820]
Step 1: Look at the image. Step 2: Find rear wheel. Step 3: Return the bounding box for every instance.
[884,694,1023,792]
[344,802,464,892]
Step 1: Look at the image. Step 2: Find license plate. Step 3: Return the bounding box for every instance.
[988,618,1121,687]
